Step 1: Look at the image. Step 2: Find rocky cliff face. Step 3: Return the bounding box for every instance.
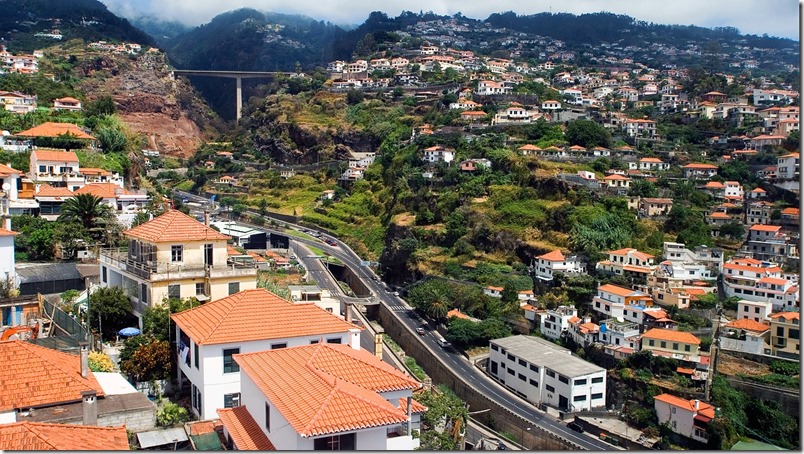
[75,50,219,158]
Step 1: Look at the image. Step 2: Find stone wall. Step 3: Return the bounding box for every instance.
[725,377,799,418]
[376,303,578,450]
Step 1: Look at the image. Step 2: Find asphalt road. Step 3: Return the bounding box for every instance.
[172,191,616,450]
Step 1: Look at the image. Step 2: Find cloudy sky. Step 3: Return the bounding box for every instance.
[101,0,800,40]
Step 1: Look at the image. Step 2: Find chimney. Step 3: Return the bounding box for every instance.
[81,390,98,426]
[344,302,352,323]
[204,209,210,226]
[694,399,700,411]
[79,342,89,378]
[374,333,383,359]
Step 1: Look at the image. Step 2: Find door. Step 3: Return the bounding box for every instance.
[559,395,569,411]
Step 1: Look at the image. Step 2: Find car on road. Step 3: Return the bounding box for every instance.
[567,421,584,433]
[416,327,425,335]
[437,338,452,348]
[393,291,399,296]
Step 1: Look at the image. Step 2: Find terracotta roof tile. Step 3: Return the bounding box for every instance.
[234,343,419,437]
[0,422,128,450]
[17,123,95,141]
[642,328,700,345]
[172,288,360,346]
[217,406,276,450]
[723,318,770,332]
[79,167,111,176]
[447,309,472,320]
[0,163,22,176]
[769,312,800,321]
[749,224,782,232]
[654,393,715,418]
[0,341,104,411]
[399,397,427,414]
[683,163,718,169]
[73,183,120,199]
[0,228,18,237]
[34,184,75,198]
[518,144,542,150]
[31,149,79,163]
[123,209,229,243]
[537,249,565,261]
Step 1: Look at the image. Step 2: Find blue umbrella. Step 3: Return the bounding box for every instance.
[118,327,141,337]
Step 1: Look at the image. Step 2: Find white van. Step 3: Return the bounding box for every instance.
[437,338,452,348]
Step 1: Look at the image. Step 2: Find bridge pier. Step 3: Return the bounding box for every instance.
[236,76,243,121]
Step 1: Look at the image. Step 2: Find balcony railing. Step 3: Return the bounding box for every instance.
[101,248,258,281]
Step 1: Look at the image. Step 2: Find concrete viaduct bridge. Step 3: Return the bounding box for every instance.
[171,70,295,120]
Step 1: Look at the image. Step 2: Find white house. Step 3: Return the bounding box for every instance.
[488,335,606,412]
[475,80,510,96]
[29,149,83,191]
[483,286,503,298]
[623,119,657,138]
[654,394,714,444]
[628,157,670,172]
[218,343,424,450]
[591,284,653,321]
[0,226,16,288]
[287,284,341,314]
[53,97,82,111]
[777,152,799,180]
[422,146,455,164]
[598,318,640,351]
[171,288,362,420]
[736,299,774,323]
[532,249,585,281]
[596,248,656,278]
[718,318,770,355]
[722,257,798,311]
[681,163,718,180]
[539,305,577,341]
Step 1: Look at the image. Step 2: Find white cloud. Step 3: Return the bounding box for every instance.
[102,0,799,40]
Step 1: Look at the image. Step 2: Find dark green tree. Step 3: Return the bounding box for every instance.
[565,119,612,149]
[88,287,137,340]
[628,179,659,198]
[57,193,114,237]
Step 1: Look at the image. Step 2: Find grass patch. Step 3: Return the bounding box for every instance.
[737,373,800,389]
[404,357,428,381]
[284,229,318,241]
[383,334,402,353]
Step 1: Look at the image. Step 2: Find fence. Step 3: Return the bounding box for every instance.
[41,298,89,347]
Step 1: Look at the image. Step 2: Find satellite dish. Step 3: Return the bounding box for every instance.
[616,316,624,323]
[2,183,9,191]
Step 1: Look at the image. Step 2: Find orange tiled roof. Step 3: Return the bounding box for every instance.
[16,123,95,140]
[0,422,129,450]
[770,312,800,321]
[781,207,799,216]
[171,288,359,346]
[0,163,22,176]
[234,343,419,437]
[654,393,715,418]
[73,183,119,199]
[226,245,242,256]
[749,224,781,232]
[0,228,18,237]
[642,328,700,345]
[757,277,788,286]
[31,149,79,163]
[598,284,641,298]
[683,163,718,169]
[79,167,111,176]
[703,181,725,188]
[0,341,104,411]
[537,249,565,262]
[447,309,472,320]
[723,318,769,332]
[54,97,80,104]
[518,144,542,150]
[123,209,229,243]
[217,406,276,450]
[34,184,75,198]
[399,397,428,414]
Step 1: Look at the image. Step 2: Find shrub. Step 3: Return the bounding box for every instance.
[156,401,189,427]
[88,351,115,372]
[770,360,799,376]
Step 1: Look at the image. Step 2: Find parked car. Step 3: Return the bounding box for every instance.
[567,421,584,433]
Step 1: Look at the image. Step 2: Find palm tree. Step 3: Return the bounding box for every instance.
[57,193,114,240]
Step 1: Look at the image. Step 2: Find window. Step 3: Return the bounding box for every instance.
[518,359,526,367]
[101,266,107,283]
[223,348,240,373]
[573,395,587,402]
[314,433,356,450]
[558,375,569,384]
[38,165,46,173]
[660,341,667,349]
[546,369,556,378]
[546,384,555,393]
[224,393,240,408]
[685,345,691,352]
[530,364,539,373]
[575,378,587,386]
[755,307,760,314]
[508,368,515,375]
[518,373,526,381]
[271,343,287,349]
[673,343,679,351]
[194,343,199,369]
[507,353,515,361]
[790,329,800,340]
[491,344,499,352]
[648,339,655,347]
[500,348,506,355]
[327,337,342,344]
[141,283,148,305]
[204,243,213,266]
[265,403,271,432]
[310,339,319,344]
[671,407,676,414]
[171,245,183,262]
[591,377,604,384]
[529,379,539,387]
[777,327,785,337]
[168,284,180,300]
[591,393,603,400]
[196,283,205,296]
[192,385,202,414]
[228,282,240,295]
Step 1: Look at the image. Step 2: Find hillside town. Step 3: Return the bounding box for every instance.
[0,4,799,452]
